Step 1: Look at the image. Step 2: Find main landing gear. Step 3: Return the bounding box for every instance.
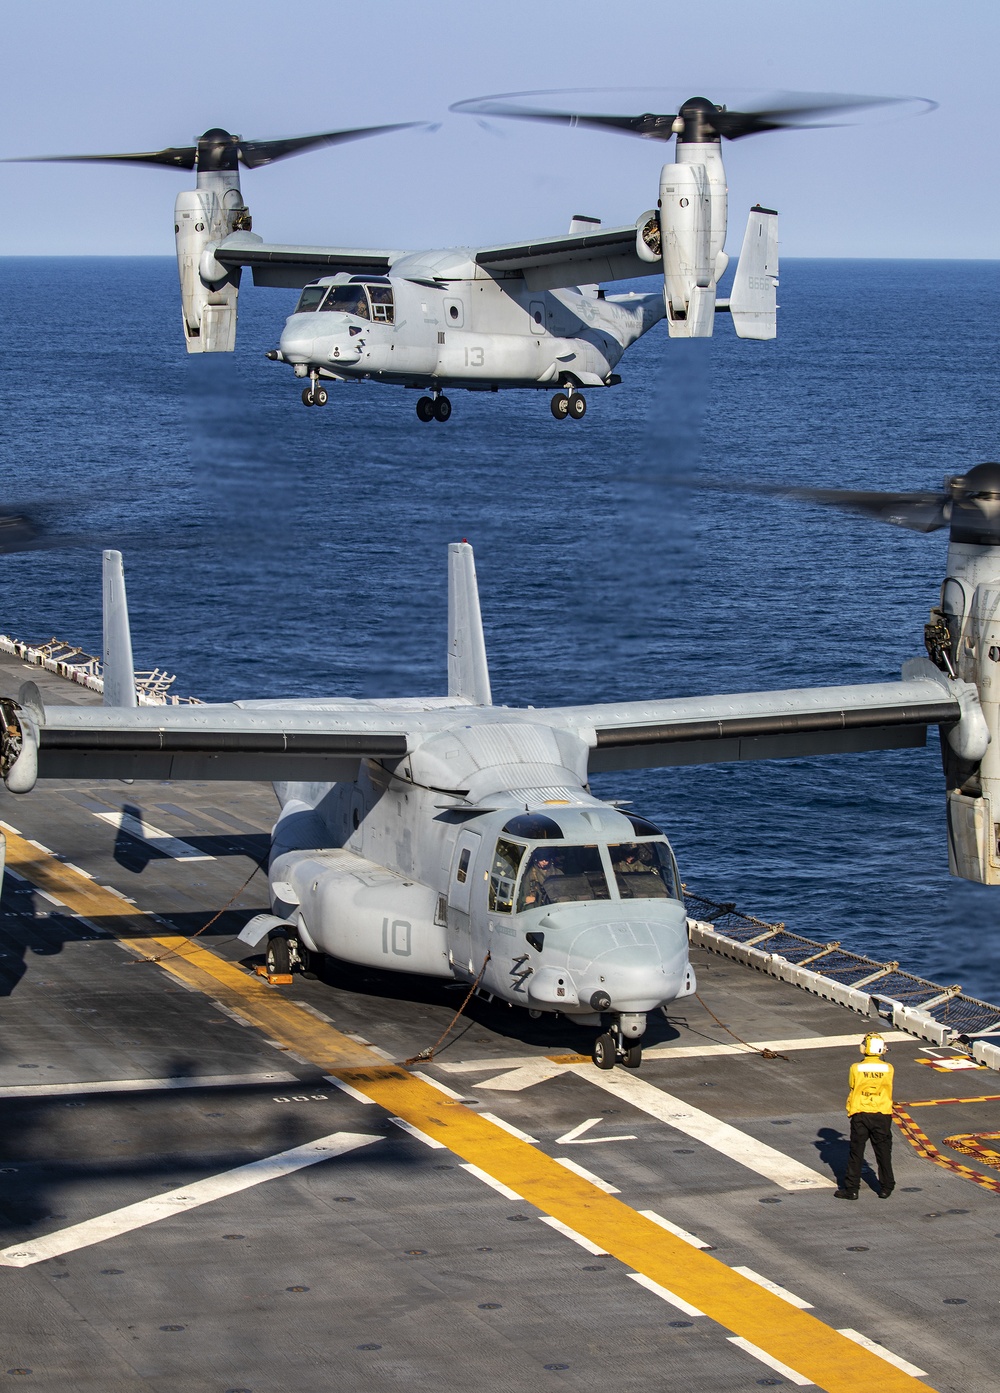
[416,392,452,423]
[592,1018,644,1070]
[301,371,328,407]
[551,389,587,421]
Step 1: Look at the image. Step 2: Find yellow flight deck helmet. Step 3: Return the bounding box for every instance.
[861,1033,887,1056]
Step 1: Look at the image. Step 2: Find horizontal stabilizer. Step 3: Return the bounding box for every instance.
[729,206,778,340]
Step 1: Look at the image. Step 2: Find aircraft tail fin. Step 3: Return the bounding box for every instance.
[102,550,138,708]
[448,542,492,706]
[729,205,778,340]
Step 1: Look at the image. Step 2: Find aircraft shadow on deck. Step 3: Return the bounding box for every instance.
[0,1073,428,1237]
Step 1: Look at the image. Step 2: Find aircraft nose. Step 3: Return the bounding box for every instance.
[527,906,690,1013]
[280,312,364,366]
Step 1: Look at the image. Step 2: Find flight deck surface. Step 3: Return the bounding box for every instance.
[0,653,997,1393]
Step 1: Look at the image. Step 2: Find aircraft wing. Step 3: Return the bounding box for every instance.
[474,224,657,292]
[13,703,412,785]
[544,678,963,773]
[214,233,405,289]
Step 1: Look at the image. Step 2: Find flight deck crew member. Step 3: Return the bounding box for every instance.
[835,1033,895,1200]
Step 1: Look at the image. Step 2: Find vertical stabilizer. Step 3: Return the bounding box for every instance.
[102,550,138,708]
[448,543,492,706]
[730,206,778,340]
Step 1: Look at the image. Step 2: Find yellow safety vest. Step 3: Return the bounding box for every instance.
[846,1058,894,1115]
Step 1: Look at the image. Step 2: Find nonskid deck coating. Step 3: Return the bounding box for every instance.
[0,649,996,1392]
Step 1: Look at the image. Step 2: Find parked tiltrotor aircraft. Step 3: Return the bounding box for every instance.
[0,482,995,1067]
[8,93,919,420]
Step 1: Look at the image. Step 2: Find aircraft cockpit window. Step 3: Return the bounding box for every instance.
[627,814,663,837]
[502,813,563,840]
[320,285,371,319]
[609,841,679,901]
[368,286,395,323]
[489,838,526,914]
[295,285,328,313]
[517,845,610,911]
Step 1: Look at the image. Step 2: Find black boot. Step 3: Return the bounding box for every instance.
[834,1188,858,1200]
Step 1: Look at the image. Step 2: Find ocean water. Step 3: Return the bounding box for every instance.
[1,256,999,998]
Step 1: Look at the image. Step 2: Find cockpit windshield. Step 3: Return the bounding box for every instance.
[609,841,679,900]
[517,845,611,912]
[320,285,370,319]
[295,285,328,313]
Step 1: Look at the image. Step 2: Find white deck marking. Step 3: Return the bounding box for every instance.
[388,1117,446,1149]
[555,1117,637,1145]
[475,1061,569,1091]
[324,1075,378,1105]
[731,1266,813,1308]
[554,1157,620,1193]
[645,1031,917,1060]
[92,808,213,862]
[460,1162,523,1201]
[627,1272,704,1318]
[478,1112,538,1144]
[727,1335,813,1385]
[837,1329,928,1377]
[412,1071,476,1101]
[0,1072,296,1099]
[568,1066,831,1191]
[441,1032,918,1077]
[539,1215,607,1256]
[0,1131,380,1267]
[638,1209,711,1249]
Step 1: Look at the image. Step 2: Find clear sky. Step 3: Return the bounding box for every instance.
[0,0,994,258]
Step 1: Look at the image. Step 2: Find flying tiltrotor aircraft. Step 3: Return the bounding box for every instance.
[9,93,917,420]
[0,471,997,1068]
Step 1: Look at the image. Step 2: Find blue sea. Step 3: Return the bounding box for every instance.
[1,256,999,998]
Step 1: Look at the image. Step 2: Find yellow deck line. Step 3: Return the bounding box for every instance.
[3,825,935,1393]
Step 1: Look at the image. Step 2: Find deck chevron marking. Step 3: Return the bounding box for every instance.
[1,824,936,1393]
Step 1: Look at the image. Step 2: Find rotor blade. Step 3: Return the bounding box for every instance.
[710,93,933,140]
[3,145,197,169]
[762,485,950,532]
[452,90,937,142]
[237,121,426,168]
[451,96,678,140]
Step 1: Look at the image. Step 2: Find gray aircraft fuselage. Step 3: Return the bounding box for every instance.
[275,253,664,394]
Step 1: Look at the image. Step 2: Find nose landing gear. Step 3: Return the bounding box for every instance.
[301,371,328,407]
[592,1014,646,1069]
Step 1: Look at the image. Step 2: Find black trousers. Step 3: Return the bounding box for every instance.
[844,1111,894,1193]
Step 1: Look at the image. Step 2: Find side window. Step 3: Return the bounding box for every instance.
[456,848,471,884]
[368,286,395,324]
[489,838,526,914]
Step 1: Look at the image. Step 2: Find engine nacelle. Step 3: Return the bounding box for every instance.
[940,578,1000,883]
[270,847,451,977]
[174,178,250,353]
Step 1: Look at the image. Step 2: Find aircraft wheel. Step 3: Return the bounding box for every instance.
[300,944,323,980]
[568,393,587,419]
[416,397,435,422]
[266,933,291,976]
[550,393,570,420]
[301,388,314,407]
[313,386,328,406]
[624,1041,643,1069]
[592,1032,616,1070]
[434,395,453,422]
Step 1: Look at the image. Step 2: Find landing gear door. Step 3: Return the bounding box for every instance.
[448,831,481,915]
